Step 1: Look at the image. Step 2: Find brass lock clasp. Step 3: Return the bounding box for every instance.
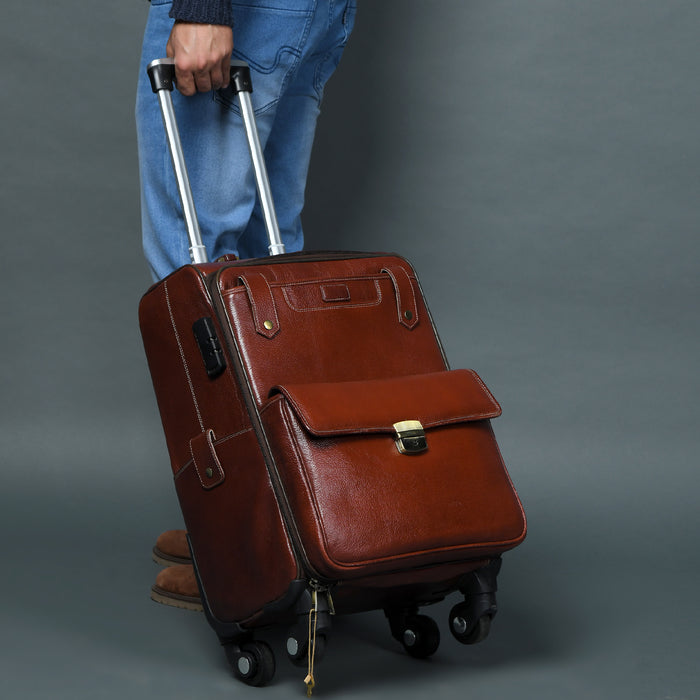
[393,420,427,455]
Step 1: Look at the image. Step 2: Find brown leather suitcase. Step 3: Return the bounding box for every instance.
[140,60,526,691]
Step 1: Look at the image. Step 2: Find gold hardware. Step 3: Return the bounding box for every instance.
[305,590,318,696]
[393,420,427,454]
[263,320,274,331]
[205,467,213,478]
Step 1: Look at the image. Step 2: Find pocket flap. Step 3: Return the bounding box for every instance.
[269,369,501,437]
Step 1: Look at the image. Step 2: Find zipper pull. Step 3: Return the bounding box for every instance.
[304,589,318,697]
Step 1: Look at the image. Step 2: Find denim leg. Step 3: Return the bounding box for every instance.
[136,3,190,280]
[237,0,357,259]
[135,0,356,280]
[234,93,319,259]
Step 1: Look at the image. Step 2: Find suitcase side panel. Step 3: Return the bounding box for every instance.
[139,265,249,471]
[173,426,299,623]
[139,265,301,623]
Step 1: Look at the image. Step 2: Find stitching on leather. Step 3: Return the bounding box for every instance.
[400,267,419,324]
[278,399,333,561]
[241,275,261,325]
[164,280,204,432]
[382,266,418,327]
[189,428,224,489]
[284,409,500,436]
[273,274,385,287]
[484,421,527,536]
[468,369,501,411]
[190,431,210,489]
[281,280,382,312]
[240,273,279,334]
[320,284,351,302]
[275,370,500,435]
[174,427,253,480]
[221,274,411,294]
[280,403,524,571]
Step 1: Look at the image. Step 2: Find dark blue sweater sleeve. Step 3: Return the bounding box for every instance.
[169,0,233,26]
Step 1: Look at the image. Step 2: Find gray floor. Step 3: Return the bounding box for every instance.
[4,469,698,699]
[1,2,698,698]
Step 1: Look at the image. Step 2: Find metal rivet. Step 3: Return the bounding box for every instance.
[205,467,213,478]
[452,616,468,635]
[237,656,251,675]
[263,320,274,331]
[404,310,413,320]
[403,629,417,647]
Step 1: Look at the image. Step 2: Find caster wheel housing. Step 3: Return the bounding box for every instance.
[224,640,276,687]
[386,609,441,659]
[449,604,493,645]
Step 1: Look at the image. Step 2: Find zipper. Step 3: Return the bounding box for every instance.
[309,578,336,614]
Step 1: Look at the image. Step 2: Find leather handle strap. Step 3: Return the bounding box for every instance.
[382,265,419,330]
[189,429,225,490]
[238,272,280,338]
[237,267,416,335]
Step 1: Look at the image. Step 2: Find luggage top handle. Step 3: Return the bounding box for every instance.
[147,58,286,263]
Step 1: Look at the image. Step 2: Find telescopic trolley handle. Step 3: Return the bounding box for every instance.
[147,58,286,263]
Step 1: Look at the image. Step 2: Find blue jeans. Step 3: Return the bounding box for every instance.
[136,0,357,281]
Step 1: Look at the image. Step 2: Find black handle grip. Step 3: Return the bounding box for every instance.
[147,58,175,93]
[147,58,253,94]
[229,60,253,94]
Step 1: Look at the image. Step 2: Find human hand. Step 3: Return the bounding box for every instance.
[166,21,234,96]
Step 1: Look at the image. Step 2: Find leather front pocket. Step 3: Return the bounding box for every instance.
[260,370,526,581]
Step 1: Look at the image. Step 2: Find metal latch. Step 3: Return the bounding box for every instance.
[393,420,427,455]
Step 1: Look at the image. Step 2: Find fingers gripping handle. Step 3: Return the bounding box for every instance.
[146,58,252,94]
[146,59,286,262]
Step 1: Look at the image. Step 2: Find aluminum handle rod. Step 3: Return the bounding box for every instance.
[156,88,208,264]
[237,90,286,256]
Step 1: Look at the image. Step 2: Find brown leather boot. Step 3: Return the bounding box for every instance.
[152,529,192,566]
[150,564,203,612]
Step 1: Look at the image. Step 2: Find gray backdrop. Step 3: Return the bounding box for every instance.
[1,1,698,698]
